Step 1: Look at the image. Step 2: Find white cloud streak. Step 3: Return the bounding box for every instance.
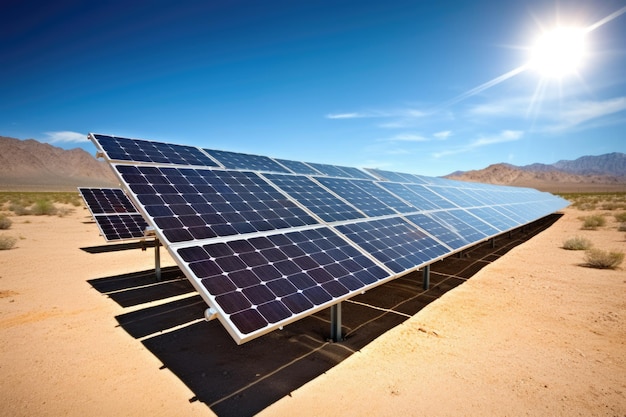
[434,130,452,140]
[44,131,88,143]
[433,130,523,158]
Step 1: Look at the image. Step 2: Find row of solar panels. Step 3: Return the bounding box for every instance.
[87,133,569,344]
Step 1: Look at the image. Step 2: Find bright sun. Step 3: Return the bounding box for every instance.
[529,27,587,78]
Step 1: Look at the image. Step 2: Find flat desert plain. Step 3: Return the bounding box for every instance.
[0,204,625,416]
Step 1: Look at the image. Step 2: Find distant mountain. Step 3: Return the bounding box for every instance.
[0,136,118,191]
[445,153,626,192]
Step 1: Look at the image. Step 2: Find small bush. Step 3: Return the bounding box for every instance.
[614,212,626,223]
[0,235,17,250]
[8,203,29,216]
[618,223,626,232]
[563,236,593,250]
[581,214,606,230]
[584,248,624,269]
[30,200,57,216]
[0,215,11,230]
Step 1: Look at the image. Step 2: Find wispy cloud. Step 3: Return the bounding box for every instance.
[545,97,626,132]
[433,130,523,158]
[326,107,427,122]
[385,133,429,142]
[44,131,88,143]
[434,130,452,140]
[326,112,370,119]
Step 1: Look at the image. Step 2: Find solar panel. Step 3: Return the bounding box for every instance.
[335,217,450,274]
[88,133,569,344]
[92,134,218,166]
[203,149,290,173]
[78,187,149,242]
[176,227,390,341]
[263,173,366,222]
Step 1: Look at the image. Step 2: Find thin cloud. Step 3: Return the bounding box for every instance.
[326,107,427,122]
[385,133,429,142]
[326,112,369,119]
[546,97,626,132]
[434,130,452,140]
[433,130,523,158]
[44,131,88,143]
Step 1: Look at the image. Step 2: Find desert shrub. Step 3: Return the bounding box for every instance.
[581,214,606,230]
[563,236,593,250]
[584,248,624,269]
[0,215,11,230]
[619,223,626,232]
[8,203,29,216]
[30,200,57,216]
[0,235,17,250]
[56,206,74,217]
[614,212,626,223]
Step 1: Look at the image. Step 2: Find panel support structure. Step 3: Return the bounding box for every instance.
[155,238,161,281]
[422,264,430,290]
[330,302,342,342]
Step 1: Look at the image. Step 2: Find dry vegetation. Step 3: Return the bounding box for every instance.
[0,191,82,217]
[558,191,626,269]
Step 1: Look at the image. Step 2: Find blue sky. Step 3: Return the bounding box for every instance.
[1,0,625,176]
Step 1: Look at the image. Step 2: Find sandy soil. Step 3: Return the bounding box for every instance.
[0,205,624,416]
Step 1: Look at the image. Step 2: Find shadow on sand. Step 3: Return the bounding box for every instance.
[87,213,561,417]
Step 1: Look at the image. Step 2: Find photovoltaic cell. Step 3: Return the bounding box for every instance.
[78,187,149,241]
[378,182,441,211]
[273,158,321,175]
[263,173,365,222]
[306,162,373,180]
[204,149,290,173]
[336,218,450,273]
[356,181,415,214]
[78,187,137,214]
[91,134,218,166]
[427,210,488,245]
[315,177,396,217]
[426,186,485,208]
[467,207,517,232]
[115,165,318,243]
[176,227,390,337]
[404,213,467,250]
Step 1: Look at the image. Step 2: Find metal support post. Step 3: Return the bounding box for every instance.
[422,264,430,290]
[490,238,496,248]
[330,302,342,342]
[155,238,161,281]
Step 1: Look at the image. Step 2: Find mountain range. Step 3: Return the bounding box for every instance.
[0,136,118,191]
[0,136,624,192]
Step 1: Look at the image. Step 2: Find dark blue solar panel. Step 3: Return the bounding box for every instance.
[427,210,488,244]
[94,214,148,241]
[274,158,322,175]
[79,187,137,214]
[379,183,440,211]
[115,165,318,243]
[336,218,449,274]
[467,207,517,232]
[404,184,457,209]
[443,209,500,236]
[315,177,396,217]
[491,205,530,225]
[263,173,365,222]
[91,134,218,166]
[176,227,390,337]
[404,213,467,250]
[426,186,484,208]
[365,168,420,183]
[356,181,415,214]
[204,149,290,173]
[306,162,373,180]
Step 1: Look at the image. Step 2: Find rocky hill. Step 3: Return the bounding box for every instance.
[445,153,626,193]
[0,136,118,191]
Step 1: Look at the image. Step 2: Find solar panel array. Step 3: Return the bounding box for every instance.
[89,133,569,344]
[78,187,149,242]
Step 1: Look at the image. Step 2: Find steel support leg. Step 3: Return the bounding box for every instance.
[490,238,496,248]
[422,264,430,290]
[155,238,161,281]
[330,303,342,342]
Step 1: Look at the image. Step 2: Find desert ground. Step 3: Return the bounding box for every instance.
[0,201,624,416]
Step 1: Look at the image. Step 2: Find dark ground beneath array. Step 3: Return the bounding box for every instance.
[87,213,561,417]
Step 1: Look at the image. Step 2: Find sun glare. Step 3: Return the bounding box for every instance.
[529,27,586,78]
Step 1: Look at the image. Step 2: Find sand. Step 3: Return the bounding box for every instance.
[0,205,624,416]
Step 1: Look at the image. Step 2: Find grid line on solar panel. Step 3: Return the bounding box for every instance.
[378,182,445,211]
[315,177,397,218]
[175,227,390,342]
[424,186,486,208]
[403,213,468,250]
[335,217,450,274]
[273,158,322,175]
[306,162,374,180]
[78,187,138,214]
[91,134,219,167]
[203,149,290,173]
[114,165,319,244]
[93,213,148,241]
[262,173,366,223]
[365,168,427,183]
[426,210,488,245]
[466,207,518,232]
